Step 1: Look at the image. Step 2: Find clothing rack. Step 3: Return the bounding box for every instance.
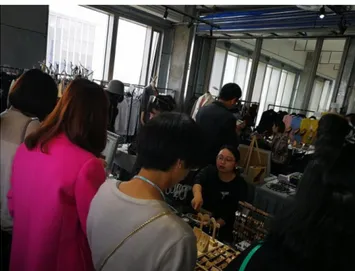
[125,86,144,142]
[93,79,176,94]
[267,104,315,114]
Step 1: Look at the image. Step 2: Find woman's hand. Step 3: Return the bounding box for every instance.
[191,192,204,211]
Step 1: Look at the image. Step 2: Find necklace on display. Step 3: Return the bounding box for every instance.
[134,175,166,201]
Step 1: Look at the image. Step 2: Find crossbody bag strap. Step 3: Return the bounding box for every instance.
[21,117,38,143]
[239,243,263,271]
[98,211,171,271]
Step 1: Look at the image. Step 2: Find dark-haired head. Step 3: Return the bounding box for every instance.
[136,112,205,186]
[219,83,242,108]
[149,95,176,119]
[9,69,58,121]
[272,121,285,134]
[268,113,355,270]
[216,145,240,174]
[25,79,108,157]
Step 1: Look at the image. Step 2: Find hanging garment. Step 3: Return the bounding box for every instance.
[283,114,293,130]
[290,116,303,144]
[304,119,319,145]
[115,96,140,136]
[191,92,214,120]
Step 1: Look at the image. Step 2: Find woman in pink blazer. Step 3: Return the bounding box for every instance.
[7,79,109,271]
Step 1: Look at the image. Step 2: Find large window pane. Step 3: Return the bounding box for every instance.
[223,53,238,85]
[282,72,295,107]
[209,48,226,96]
[309,79,324,114]
[147,31,160,82]
[113,18,148,84]
[274,70,287,111]
[265,67,281,110]
[318,80,331,112]
[47,5,109,80]
[256,65,273,124]
[252,62,266,103]
[234,55,248,92]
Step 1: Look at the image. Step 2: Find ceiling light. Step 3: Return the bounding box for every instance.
[163,8,168,20]
[319,6,325,19]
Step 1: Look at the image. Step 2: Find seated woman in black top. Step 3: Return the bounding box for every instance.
[225,113,355,271]
[191,146,248,243]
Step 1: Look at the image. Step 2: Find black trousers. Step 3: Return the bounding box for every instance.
[1,230,12,271]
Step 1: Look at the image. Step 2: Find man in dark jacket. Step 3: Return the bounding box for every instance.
[196,83,242,165]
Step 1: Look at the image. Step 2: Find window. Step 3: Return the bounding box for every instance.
[308,79,324,114]
[223,53,237,85]
[113,18,148,84]
[252,62,267,103]
[256,65,273,124]
[265,67,281,111]
[274,70,287,111]
[234,55,248,97]
[147,31,161,83]
[46,5,109,80]
[209,48,226,96]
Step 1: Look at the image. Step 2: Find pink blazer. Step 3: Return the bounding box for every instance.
[7,134,105,271]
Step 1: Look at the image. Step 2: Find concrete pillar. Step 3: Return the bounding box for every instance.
[157,29,174,90]
[187,37,216,96]
[0,5,49,68]
[333,37,355,113]
[245,38,263,102]
[166,6,196,108]
[294,38,324,110]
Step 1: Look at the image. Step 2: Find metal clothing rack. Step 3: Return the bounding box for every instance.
[267,104,315,114]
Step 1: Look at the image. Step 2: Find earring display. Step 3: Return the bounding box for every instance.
[195,244,240,270]
[233,201,270,246]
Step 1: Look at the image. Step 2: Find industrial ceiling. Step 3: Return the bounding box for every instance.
[197,5,355,39]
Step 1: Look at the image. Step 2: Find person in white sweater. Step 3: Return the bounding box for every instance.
[87,112,205,271]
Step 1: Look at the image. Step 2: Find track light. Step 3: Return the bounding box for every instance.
[210,27,213,37]
[163,8,168,20]
[319,5,325,19]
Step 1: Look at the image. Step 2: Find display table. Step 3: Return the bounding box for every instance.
[253,179,295,216]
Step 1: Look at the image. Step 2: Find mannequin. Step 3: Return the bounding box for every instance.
[105,80,124,132]
[140,76,158,126]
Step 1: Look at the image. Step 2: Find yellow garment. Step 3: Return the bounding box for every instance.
[304,119,319,144]
[300,118,310,143]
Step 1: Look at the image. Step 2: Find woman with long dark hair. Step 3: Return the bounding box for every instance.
[7,79,108,271]
[226,113,355,271]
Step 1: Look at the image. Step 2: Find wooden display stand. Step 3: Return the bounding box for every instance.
[193,213,221,254]
[195,244,240,270]
[233,201,270,245]
[240,136,268,185]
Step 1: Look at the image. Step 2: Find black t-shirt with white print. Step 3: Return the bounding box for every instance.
[194,165,248,241]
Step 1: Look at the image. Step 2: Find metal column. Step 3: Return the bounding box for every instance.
[301,37,324,110]
[334,37,355,113]
[331,37,351,103]
[104,16,119,81]
[245,38,263,102]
